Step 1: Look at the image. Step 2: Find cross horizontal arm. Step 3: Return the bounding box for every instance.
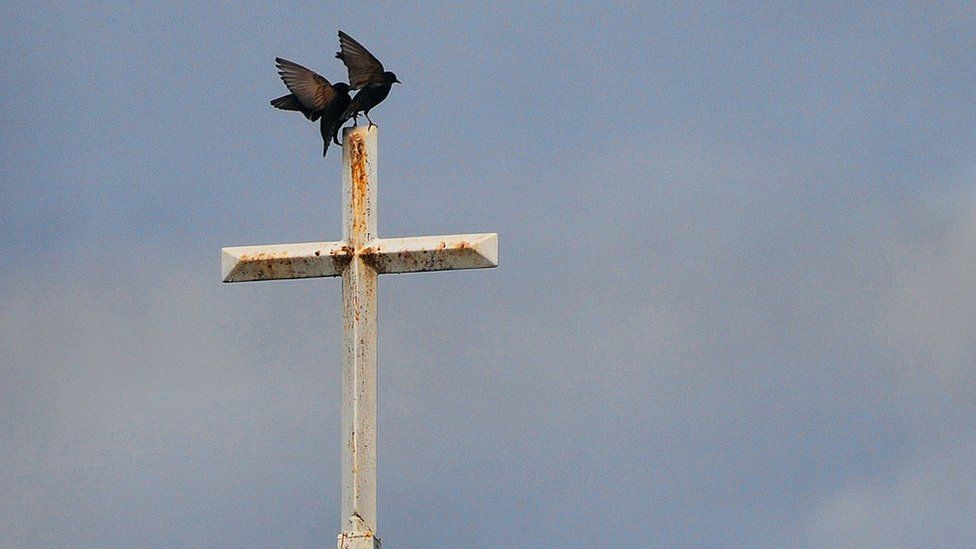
[221,232,497,282]
[221,241,350,282]
[366,233,498,274]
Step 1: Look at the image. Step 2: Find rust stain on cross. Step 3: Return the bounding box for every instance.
[349,133,369,244]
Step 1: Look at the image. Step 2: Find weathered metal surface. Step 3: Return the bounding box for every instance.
[365,233,498,274]
[218,123,499,546]
[341,255,378,539]
[338,529,381,549]
[221,232,497,283]
[220,241,350,282]
[340,125,378,540]
[343,126,376,245]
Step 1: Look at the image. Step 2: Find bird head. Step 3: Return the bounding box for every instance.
[384,71,401,85]
[333,82,351,94]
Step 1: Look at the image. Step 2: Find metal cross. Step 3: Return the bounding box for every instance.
[220,126,498,548]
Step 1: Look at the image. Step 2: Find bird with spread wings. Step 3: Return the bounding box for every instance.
[270,57,351,157]
[333,30,401,140]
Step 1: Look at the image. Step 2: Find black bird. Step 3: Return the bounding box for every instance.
[334,30,400,136]
[270,57,351,157]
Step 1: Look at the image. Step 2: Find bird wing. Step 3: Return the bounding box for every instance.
[270,94,319,121]
[335,31,385,90]
[275,57,334,112]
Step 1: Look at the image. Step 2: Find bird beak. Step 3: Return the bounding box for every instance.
[395,78,402,84]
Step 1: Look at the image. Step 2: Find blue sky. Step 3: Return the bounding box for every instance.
[2,3,975,547]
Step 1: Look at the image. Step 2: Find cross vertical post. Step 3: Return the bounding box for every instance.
[340,128,378,547]
[219,125,497,548]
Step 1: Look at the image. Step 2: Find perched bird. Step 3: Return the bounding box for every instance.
[334,30,400,136]
[270,57,351,157]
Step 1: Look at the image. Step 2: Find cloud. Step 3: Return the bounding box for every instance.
[795,184,976,548]
[0,250,347,546]
[2,4,975,546]
[798,440,976,548]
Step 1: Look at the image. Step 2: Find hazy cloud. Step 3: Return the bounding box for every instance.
[2,3,974,547]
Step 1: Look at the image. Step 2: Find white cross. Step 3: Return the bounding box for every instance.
[220,126,498,548]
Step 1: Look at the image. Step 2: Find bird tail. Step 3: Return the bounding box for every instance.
[271,94,318,121]
[320,119,332,157]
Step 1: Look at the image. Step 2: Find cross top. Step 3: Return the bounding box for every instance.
[220,126,498,548]
[222,128,496,283]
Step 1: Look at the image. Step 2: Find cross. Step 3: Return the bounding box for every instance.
[220,126,498,548]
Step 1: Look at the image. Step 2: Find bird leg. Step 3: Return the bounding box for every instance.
[365,112,378,129]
